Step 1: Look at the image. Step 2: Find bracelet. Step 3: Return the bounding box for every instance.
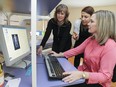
[82,71,86,79]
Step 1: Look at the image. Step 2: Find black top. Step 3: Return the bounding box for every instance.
[74,22,91,47]
[40,18,72,53]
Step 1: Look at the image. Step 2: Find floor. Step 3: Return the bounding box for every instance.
[68,57,116,87]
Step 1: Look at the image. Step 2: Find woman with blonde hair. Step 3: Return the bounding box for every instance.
[50,10,116,87]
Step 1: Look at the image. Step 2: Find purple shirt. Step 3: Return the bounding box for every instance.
[64,37,116,87]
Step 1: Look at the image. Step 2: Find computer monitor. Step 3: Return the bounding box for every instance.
[0,25,31,68]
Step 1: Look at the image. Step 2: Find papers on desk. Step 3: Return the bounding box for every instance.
[5,78,21,87]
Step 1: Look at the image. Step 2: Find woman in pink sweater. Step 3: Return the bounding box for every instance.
[51,10,116,87]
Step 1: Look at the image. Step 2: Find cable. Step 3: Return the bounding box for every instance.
[22,60,28,69]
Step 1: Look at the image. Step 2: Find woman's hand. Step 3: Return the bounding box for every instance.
[62,71,83,83]
[49,51,64,57]
[37,46,43,55]
[72,32,79,40]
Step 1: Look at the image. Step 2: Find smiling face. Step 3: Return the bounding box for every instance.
[54,4,69,23]
[81,12,91,26]
[88,14,97,35]
[57,11,66,22]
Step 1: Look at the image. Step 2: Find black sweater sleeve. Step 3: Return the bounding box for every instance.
[40,19,52,47]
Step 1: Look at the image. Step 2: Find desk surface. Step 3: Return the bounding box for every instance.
[4,55,85,87]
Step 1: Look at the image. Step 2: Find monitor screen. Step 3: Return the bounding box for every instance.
[0,25,31,68]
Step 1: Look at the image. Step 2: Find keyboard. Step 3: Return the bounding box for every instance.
[44,55,66,80]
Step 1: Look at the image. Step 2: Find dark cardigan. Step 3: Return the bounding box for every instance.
[40,18,72,53]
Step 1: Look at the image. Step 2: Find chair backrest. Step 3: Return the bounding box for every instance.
[112,65,116,82]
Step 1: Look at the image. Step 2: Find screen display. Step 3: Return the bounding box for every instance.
[12,34,20,50]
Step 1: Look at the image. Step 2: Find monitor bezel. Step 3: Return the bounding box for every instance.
[0,25,30,67]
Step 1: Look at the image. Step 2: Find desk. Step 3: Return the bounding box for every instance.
[4,55,85,87]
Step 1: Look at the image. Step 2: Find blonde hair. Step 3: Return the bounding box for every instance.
[94,10,116,45]
[54,4,69,23]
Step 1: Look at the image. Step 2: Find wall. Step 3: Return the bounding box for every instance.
[50,5,116,46]
[50,5,116,34]
[0,5,116,44]
[1,5,116,31]
[67,5,116,33]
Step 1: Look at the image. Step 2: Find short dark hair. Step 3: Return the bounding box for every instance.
[81,6,94,16]
[54,4,69,23]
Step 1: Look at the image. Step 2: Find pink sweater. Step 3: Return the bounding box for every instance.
[64,37,116,87]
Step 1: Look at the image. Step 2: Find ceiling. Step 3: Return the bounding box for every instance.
[60,0,116,7]
[1,0,116,16]
[1,0,61,15]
